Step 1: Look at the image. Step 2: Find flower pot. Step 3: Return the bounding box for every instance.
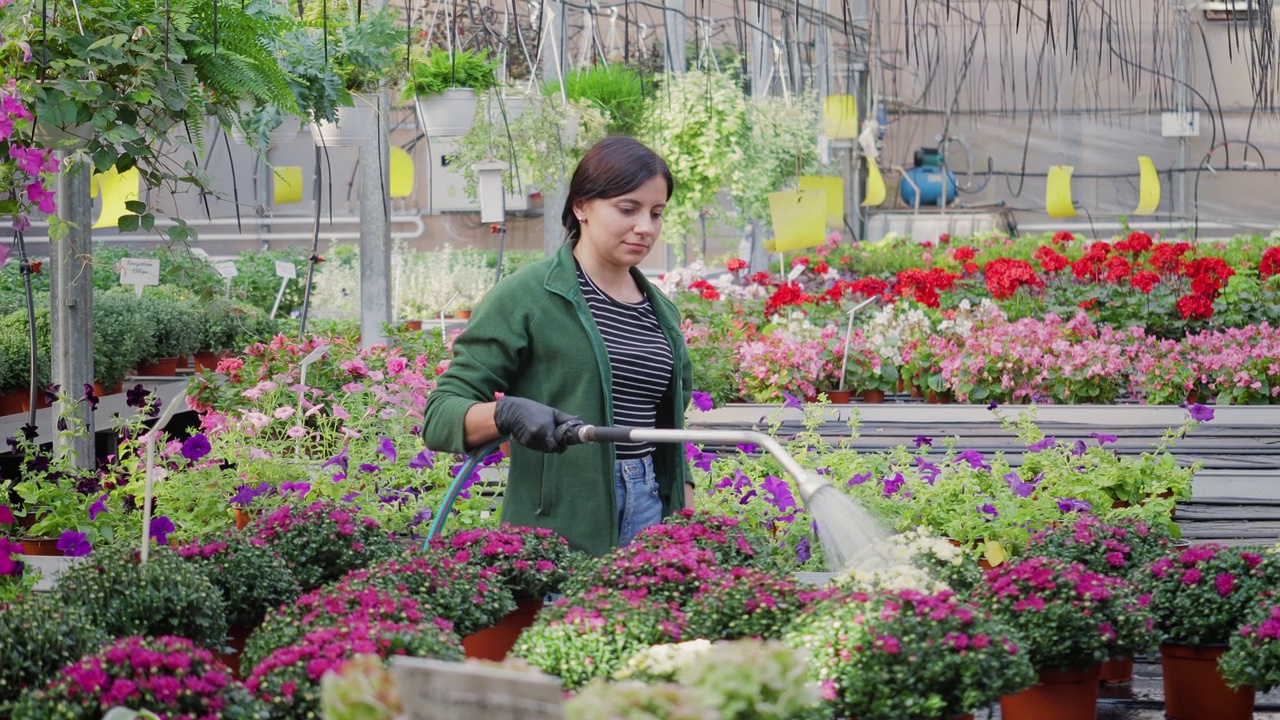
[33,120,93,149]
[234,509,253,531]
[824,389,853,404]
[455,309,472,320]
[21,537,64,556]
[229,103,302,147]
[402,320,424,332]
[860,389,885,404]
[93,381,123,397]
[1160,643,1255,720]
[135,357,179,376]
[926,390,952,404]
[461,598,543,661]
[310,94,378,147]
[1099,655,1133,684]
[415,88,478,137]
[216,624,257,678]
[1000,665,1101,720]
[0,388,27,416]
[193,351,228,372]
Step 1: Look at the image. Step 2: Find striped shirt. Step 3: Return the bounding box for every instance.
[577,263,674,459]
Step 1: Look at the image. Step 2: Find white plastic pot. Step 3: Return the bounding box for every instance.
[415,88,478,137]
[310,94,378,147]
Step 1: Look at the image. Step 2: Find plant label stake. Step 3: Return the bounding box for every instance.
[140,386,188,565]
[838,296,880,392]
[119,258,160,298]
[440,290,460,343]
[298,344,331,391]
[214,260,238,297]
[392,656,564,720]
[270,260,297,319]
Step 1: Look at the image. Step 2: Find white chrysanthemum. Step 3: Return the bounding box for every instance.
[613,639,715,681]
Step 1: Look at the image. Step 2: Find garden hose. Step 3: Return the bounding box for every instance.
[422,437,505,546]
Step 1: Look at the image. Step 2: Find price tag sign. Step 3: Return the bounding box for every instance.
[786,263,806,281]
[214,261,238,279]
[392,657,564,720]
[119,258,160,297]
[274,261,297,280]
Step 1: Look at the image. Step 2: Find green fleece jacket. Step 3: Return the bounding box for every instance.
[422,243,693,556]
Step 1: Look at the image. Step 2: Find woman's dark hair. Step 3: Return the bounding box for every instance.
[561,136,674,240]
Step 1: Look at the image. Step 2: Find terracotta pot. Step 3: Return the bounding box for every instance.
[1099,655,1134,684]
[175,355,190,370]
[861,389,886,404]
[93,381,123,397]
[910,385,924,399]
[1161,643,1254,720]
[135,357,179,377]
[234,509,253,531]
[455,309,472,319]
[217,624,257,678]
[824,389,853,404]
[21,537,63,556]
[0,388,27,416]
[461,599,544,661]
[402,320,424,332]
[926,390,952,404]
[896,377,905,393]
[1000,665,1101,720]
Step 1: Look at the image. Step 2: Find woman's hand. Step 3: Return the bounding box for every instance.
[684,483,695,510]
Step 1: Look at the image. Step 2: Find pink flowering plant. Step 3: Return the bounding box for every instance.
[1219,597,1280,691]
[974,556,1155,670]
[1145,543,1280,645]
[174,533,301,629]
[243,575,441,671]
[633,510,774,570]
[513,587,689,690]
[246,621,462,720]
[11,635,266,720]
[1025,514,1172,578]
[427,524,580,599]
[682,566,805,640]
[338,552,516,636]
[562,542,725,605]
[0,2,60,236]
[784,588,1037,720]
[251,500,398,591]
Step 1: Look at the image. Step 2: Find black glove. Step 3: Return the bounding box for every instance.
[494,396,583,453]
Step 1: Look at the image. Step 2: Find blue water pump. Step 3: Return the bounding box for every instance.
[899,147,958,207]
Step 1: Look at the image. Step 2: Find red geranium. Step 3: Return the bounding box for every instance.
[726,258,748,272]
[1130,270,1160,294]
[1115,231,1153,255]
[962,261,980,275]
[1051,231,1075,245]
[952,246,977,263]
[1261,246,1280,280]
[983,258,1041,300]
[813,261,830,274]
[1176,293,1215,320]
[1105,255,1133,283]
[848,277,889,298]
[1149,242,1192,274]
[765,281,814,315]
[749,271,773,286]
[1183,257,1235,297]
[1034,245,1069,274]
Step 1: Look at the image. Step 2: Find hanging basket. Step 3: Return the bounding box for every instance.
[33,121,93,149]
[310,94,378,148]
[415,88,478,137]
[229,113,302,148]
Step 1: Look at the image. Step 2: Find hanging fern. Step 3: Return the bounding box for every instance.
[183,0,299,113]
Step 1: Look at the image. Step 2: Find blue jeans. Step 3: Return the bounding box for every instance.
[615,455,663,546]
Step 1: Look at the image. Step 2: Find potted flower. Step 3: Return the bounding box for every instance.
[513,587,689,690]
[784,587,1037,720]
[245,620,462,720]
[0,594,109,709]
[343,552,517,637]
[53,544,230,650]
[1144,544,1280,720]
[973,556,1154,720]
[11,635,267,720]
[681,567,804,640]
[562,542,723,606]
[634,510,774,570]
[1219,598,1280,698]
[404,47,499,137]
[251,500,399,592]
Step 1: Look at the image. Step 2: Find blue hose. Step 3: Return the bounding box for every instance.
[422,438,505,547]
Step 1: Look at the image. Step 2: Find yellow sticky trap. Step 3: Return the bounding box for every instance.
[1045,165,1077,219]
[983,540,1007,567]
[389,146,415,199]
[863,156,886,207]
[768,189,827,251]
[91,166,140,230]
[822,94,858,139]
[1134,155,1160,216]
[798,176,844,228]
[273,166,304,205]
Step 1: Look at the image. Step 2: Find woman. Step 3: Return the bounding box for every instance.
[422,137,694,556]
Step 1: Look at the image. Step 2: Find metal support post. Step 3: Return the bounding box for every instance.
[1175,2,1190,218]
[664,0,686,72]
[358,89,393,348]
[542,0,570,256]
[51,158,94,468]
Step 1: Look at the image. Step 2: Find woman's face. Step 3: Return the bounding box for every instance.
[574,174,668,268]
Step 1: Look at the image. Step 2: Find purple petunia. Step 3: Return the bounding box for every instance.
[1089,432,1119,445]
[847,471,873,487]
[408,449,435,470]
[375,436,397,464]
[685,443,715,472]
[280,481,311,497]
[149,516,175,545]
[956,448,991,470]
[88,493,109,520]
[82,383,99,411]
[781,392,804,410]
[691,391,714,412]
[1183,403,1215,422]
[181,434,211,462]
[1057,498,1092,514]
[1004,471,1039,498]
[0,537,23,577]
[125,383,151,409]
[796,536,812,564]
[1070,440,1089,456]
[977,503,999,519]
[915,457,940,484]
[914,435,933,448]
[736,443,759,454]
[760,475,797,512]
[358,463,380,475]
[57,530,92,557]
[882,472,906,497]
[1027,436,1057,453]
[0,506,13,524]
[229,481,271,506]
[321,446,350,473]
[987,400,999,411]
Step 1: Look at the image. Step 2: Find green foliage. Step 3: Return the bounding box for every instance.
[183,0,299,113]
[0,305,52,391]
[1145,544,1280,645]
[93,289,148,388]
[403,47,498,98]
[0,595,110,711]
[1220,598,1280,692]
[267,24,347,124]
[175,533,302,629]
[546,63,649,135]
[734,90,825,225]
[137,286,204,361]
[53,544,229,650]
[249,501,399,592]
[227,247,310,315]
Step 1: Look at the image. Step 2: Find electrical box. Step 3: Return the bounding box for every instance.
[426,136,530,215]
[1161,111,1200,138]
